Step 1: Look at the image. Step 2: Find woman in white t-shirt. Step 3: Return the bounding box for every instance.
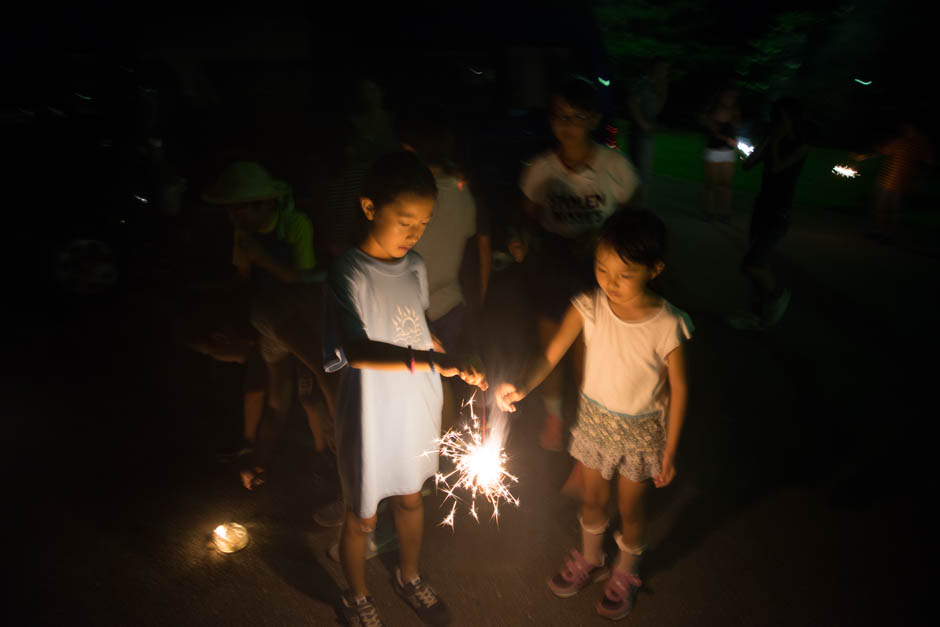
[497,210,692,621]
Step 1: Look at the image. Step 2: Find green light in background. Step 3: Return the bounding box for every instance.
[597,77,611,87]
[854,78,872,85]
[75,92,92,100]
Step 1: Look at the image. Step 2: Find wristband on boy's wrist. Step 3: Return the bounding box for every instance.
[428,347,436,374]
[407,345,415,375]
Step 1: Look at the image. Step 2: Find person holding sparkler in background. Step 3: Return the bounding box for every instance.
[852,120,934,243]
[700,87,741,223]
[497,210,691,621]
[727,98,808,331]
[323,151,487,627]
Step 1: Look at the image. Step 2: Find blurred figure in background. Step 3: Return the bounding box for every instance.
[202,161,332,490]
[700,87,741,223]
[728,98,808,331]
[628,59,669,209]
[853,120,934,242]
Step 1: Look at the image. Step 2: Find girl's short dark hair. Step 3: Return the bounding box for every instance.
[554,76,598,113]
[361,151,437,210]
[596,210,667,269]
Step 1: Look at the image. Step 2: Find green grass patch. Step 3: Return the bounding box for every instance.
[614,126,940,226]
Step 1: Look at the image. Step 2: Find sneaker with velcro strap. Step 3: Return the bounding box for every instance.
[394,568,450,626]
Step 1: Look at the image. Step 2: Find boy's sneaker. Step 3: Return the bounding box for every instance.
[547,549,609,598]
[596,570,642,620]
[328,531,397,562]
[394,568,450,626]
[341,593,385,627]
[762,288,791,327]
[313,500,345,528]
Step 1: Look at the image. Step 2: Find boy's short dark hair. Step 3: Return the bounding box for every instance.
[597,209,667,269]
[361,151,437,210]
[554,76,598,113]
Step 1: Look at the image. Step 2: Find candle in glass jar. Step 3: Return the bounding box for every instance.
[213,523,249,553]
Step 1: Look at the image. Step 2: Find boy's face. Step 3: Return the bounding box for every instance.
[360,192,434,260]
[226,199,276,232]
[550,96,599,148]
[594,243,662,308]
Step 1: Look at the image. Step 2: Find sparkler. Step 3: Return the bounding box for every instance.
[736,140,755,157]
[430,392,519,529]
[832,164,859,178]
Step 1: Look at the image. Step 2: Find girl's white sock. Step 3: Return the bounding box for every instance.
[543,396,563,419]
[580,516,607,567]
[613,531,645,574]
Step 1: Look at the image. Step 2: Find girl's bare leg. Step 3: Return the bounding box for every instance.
[615,474,649,572]
[717,162,735,218]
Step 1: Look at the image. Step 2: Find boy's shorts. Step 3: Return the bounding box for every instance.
[250,284,324,364]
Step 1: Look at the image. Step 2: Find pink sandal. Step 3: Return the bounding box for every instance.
[547,549,608,598]
[596,570,642,620]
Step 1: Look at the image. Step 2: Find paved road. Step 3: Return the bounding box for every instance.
[13,172,935,626]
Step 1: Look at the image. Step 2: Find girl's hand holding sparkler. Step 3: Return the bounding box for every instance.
[437,353,488,390]
[495,382,526,412]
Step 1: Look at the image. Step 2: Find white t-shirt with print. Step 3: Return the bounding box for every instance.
[520,144,639,238]
[572,288,693,417]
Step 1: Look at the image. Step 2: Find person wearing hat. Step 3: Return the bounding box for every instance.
[202,161,319,287]
[203,161,335,490]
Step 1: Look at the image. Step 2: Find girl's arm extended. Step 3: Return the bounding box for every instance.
[655,343,688,487]
[496,304,584,411]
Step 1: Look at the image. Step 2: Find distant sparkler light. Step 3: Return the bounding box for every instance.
[832,164,859,178]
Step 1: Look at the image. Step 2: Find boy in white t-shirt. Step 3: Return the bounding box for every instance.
[515,77,639,452]
[498,210,691,621]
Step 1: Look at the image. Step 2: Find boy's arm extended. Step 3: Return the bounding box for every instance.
[342,338,486,389]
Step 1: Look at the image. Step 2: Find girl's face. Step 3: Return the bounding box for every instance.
[594,243,663,307]
[360,192,434,261]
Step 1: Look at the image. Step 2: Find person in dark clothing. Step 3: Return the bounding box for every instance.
[728,98,808,331]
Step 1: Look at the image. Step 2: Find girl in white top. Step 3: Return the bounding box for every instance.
[497,210,692,621]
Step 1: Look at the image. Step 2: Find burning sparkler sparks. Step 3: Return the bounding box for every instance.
[429,393,519,529]
[736,140,755,157]
[832,164,859,178]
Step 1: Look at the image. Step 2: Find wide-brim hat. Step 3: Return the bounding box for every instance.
[201,161,288,205]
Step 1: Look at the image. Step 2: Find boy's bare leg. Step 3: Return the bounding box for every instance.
[254,357,294,470]
[301,398,327,452]
[244,389,264,445]
[392,492,424,582]
[341,509,377,598]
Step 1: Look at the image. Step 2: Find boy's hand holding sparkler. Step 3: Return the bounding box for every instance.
[437,353,488,390]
